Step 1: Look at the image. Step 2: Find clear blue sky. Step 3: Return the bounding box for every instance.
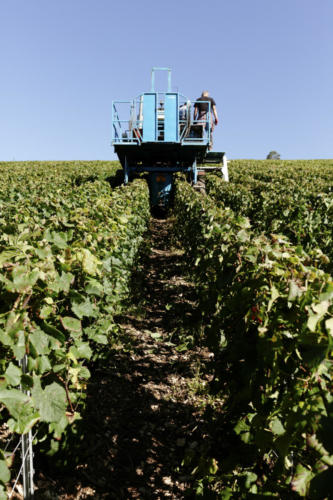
[1,0,332,160]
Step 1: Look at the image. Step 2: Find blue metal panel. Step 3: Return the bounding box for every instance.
[164,93,178,142]
[143,93,156,142]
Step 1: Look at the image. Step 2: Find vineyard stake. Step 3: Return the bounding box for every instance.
[20,355,34,498]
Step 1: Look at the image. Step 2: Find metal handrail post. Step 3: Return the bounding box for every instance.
[222,154,229,182]
[124,156,129,184]
[151,69,155,92]
[208,102,211,145]
[151,67,172,92]
[167,69,171,92]
[111,101,114,142]
[193,158,197,184]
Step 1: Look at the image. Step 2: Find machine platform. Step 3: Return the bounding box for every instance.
[114,142,208,169]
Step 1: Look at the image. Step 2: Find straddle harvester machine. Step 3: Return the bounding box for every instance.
[111,68,228,207]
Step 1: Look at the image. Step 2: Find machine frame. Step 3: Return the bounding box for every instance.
[111,68,228,207]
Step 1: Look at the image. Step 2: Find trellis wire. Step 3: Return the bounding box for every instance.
[8,431,36,499]
[8,355,35,498]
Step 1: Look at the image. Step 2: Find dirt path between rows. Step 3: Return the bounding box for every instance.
[34,218,217,499]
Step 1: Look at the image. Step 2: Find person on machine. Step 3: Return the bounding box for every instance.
[193,91,218,150]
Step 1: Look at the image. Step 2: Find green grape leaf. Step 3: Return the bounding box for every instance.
[270,417,286,436]
[71,298,95,319]
[291,464,313,496]
[52,232,68,249]
[325,318,333,337]
[288,280,302,301]
[61,316,82,333]
[69,342,92,360]
[11,266,39,292]
[4,363,21,387]
[11,330,26,360]
[79,249,101,276]
[0,459,10,484]
[49,271,74,293]
[39,305,53,319]
[29,329,50,355]
[37,355,52,374]
[31,378,67,423]
[0,249,17,267]
[85,279,104,296]
[0,389,38,434]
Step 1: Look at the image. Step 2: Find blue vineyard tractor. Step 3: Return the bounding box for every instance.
[111,67,228,210]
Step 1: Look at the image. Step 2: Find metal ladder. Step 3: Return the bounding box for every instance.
[197,152,229,181]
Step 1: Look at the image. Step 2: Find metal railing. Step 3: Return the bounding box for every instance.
[111,101,143,144]
[111,96,211,146]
